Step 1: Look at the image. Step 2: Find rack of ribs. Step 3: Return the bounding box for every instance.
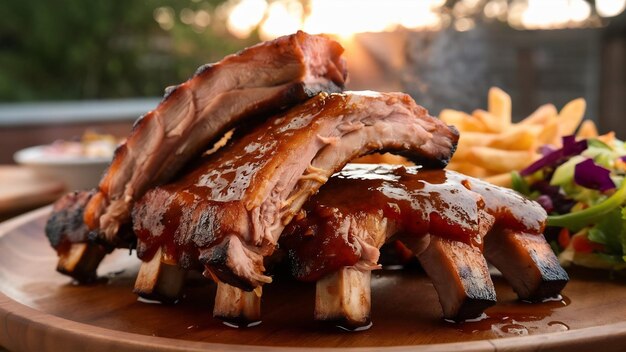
[131,91,459,324]
[41,31,569,332]
[278,164,568,328]
[46,31,347,282]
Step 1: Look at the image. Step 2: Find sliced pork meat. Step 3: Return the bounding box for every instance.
[45,31,347,281]
[281,164,496,321]
[132,91,459,291]
[82,31,347,245]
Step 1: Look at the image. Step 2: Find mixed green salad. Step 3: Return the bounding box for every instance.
[512,134,626,271]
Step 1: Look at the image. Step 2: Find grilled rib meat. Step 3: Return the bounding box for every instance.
[132,91,459,291]
[83,31,347,245]
[281,164,568,321]
[45,191,110,282]
[282,164,496,321]
[281,164,489,282]
[460,175,569,300]
[45,32,347,281]
[46,191,95,252]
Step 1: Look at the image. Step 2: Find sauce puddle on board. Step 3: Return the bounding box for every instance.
[448,295,571,337]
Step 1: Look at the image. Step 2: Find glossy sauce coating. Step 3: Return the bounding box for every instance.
[463,175,546,234]
[133,89,459,281]
[84,31,347,241]
[133,93,354,266]
[282,165,485,281]
[134,91,403,269]
[281,164,546,282]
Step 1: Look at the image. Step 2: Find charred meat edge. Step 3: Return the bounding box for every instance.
[466,177,569,301]
[214,168,566,326]
[484,230,569,300]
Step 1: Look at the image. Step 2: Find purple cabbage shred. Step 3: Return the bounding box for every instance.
[530,180,576,214]
[539,145,556,156]
[520,135,588,176]
[573,158,615,192]
[535,194,554,213]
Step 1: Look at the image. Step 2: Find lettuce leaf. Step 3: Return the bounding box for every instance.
[622,207,626,262]
[587,208,623,255]
[511,171,530,196]
[548,177,626,231]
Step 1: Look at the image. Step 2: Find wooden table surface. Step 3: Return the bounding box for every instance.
[1,208,626,351]
[0,166,65,221]
[0,166,64,351]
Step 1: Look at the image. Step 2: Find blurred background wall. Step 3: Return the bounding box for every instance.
[1,0,625,162]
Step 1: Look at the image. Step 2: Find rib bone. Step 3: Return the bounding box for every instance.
[315,267,372,329]
[57,243,107,283]
[133,247,187,303]
[213,281,262,327]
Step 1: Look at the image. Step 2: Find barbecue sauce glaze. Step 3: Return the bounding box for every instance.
[132,93,354,267]
[281,164,546,282]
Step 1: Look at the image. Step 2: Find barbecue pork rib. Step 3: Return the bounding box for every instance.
[132,91,459,292]
[464,174,570,301]
[281,164,496,324]
[280,164,568,324]
[45,191,108,282]
[83,31,347,244]
[46,31,346,280]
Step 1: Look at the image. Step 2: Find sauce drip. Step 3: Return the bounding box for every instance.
[451,294,570,335]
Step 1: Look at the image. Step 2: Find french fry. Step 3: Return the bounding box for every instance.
[518,104,557,126]
[483,173,513,188]
[440,109,488,132]
[488,87,512,127]
[438,88,595,186]
[447,161,491,178]
[440,109,470,126]
[558,98,586,135]
[454,132,495,160]
[511,124,544,136]
[537,117,560,146]
[473,109,505,133]
[469,147,537,174]
[577,120,598,139]
[458,132,496,146]
[598,131,616,145]
[488,128,537,151]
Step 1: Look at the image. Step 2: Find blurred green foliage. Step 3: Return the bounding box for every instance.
[0,0,253,101]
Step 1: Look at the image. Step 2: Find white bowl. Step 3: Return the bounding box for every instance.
[14,145,111,191]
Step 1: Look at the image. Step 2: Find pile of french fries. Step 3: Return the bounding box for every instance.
[441,87,598,187]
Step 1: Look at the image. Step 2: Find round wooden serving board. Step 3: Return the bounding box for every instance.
[1,207,626,352]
